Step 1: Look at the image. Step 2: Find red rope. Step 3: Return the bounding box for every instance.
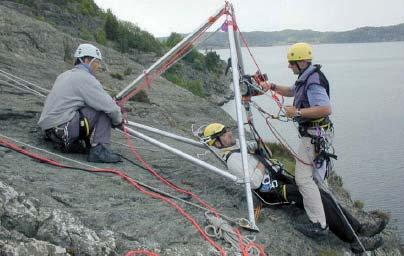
[0,138,227,256]
[0,139,68,168]
[126,250,160,256]
[122,128,220,216]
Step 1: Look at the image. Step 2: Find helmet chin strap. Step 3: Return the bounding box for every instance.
[296,63,302,74]
[88,58,97,73]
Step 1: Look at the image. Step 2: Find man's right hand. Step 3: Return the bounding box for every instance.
[259,81,276,91]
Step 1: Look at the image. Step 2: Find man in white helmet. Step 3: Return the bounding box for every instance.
[38,43,123,163]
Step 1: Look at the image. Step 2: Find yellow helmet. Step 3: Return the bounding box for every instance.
[287,42,313,61]
[203,123,226,146]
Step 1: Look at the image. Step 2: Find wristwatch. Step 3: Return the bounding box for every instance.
[295,109,302,117]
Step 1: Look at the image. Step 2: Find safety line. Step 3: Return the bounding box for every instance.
[0,69,50,93]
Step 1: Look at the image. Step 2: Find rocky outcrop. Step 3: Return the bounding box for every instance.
[0,181,116,255]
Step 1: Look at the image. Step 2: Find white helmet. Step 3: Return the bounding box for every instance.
[74,43,102,60]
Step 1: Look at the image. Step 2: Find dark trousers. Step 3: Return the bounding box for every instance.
[257,184,361,243]
[46,107,112,153]
[284,185,361,242]
[67,106,112,145]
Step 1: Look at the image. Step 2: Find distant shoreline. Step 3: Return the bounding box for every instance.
[185,22,404,49]
[201,40,404,50]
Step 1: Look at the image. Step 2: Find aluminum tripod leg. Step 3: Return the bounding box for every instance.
[123,127,238,181]
[227,17,259,231]
[126,121,205,148]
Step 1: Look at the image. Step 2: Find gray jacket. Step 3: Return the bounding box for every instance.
[38,65,122,130]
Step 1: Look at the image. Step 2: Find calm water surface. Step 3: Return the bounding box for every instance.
[217,42,404,240]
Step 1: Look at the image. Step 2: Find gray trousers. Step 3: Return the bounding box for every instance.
[66,106,112,146]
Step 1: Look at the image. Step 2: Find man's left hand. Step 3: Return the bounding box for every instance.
[284,105,298,118]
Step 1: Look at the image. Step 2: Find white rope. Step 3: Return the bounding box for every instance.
[204,212,260,256]
[0,78,47,98]
[0,69,50,93]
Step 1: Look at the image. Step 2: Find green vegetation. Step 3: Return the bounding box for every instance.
[130,90,150,104]
[80,26,94,41]
[369,210,390,221]
[328,173,343,187]
[165,32,183,48]
[165,70,205,97]
[353,200,365,209]
[79,0,99,16]
[110,72,124,80]
[123,67,132,76]
[205,51,222,73]
[266,142,296,175]
[104,9,120,41]
[162,33,225,97]
[104,10,163,54]
[95,29,106,45]
[164,33,223,72]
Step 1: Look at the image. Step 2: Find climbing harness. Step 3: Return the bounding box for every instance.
[297,117,337,180]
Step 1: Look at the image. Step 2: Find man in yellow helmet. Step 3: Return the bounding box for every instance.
[260,42,335,237]
[203,123,385,253]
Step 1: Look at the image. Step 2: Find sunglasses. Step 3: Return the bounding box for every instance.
[211,127,231,139]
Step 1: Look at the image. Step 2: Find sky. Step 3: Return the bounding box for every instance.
[93,0,404,37]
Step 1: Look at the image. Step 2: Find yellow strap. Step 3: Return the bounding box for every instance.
[282,185,288,202]
[308,117,331,129]
[309,117,325,124]
[83,118,90,137]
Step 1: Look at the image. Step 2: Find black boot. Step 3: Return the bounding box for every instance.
[350,236,383,253]
[358,218,388,237]
[87,144,121,163]
[295,222,329,238]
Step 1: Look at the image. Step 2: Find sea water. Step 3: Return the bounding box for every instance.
[216,42,404,240]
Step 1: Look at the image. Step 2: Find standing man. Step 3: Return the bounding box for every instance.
[261,42,334,237]
[38,43,123,163]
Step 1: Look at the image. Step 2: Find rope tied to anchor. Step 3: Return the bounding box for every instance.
[204,212,266,256]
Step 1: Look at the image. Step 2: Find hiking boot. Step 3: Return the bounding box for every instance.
[358,218,388,237]
[87,144,121,163]
[350,236,383,253]
[295,222,329,238]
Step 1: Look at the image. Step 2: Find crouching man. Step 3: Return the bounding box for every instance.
[38,44,123,163]
[203,123,386,253]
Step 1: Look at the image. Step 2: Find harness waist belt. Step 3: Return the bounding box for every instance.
[300,117,332,129]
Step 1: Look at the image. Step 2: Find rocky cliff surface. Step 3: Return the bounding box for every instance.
[0,2,402,256]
